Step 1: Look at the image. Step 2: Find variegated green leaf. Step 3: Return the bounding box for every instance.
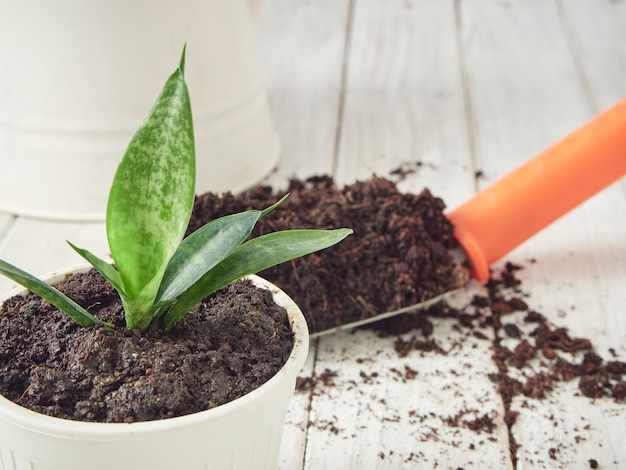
[106,48,195,328]
[155,195,289,308]
[155,211,260,307]
[163,228,352,330]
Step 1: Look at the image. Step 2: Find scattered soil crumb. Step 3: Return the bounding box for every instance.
[368,261,626,466]
[189,175,624,465]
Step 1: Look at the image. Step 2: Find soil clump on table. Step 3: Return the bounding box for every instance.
[369,261,626,466]
[0,270,293,423]
[373,262,626,403]
[188,175,468,334]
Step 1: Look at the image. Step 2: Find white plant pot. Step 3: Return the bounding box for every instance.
[0,0,279,221]
[0,267,308,470]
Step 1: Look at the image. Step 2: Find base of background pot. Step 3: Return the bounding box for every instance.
[0,95,280,221]
[0,270,308,470]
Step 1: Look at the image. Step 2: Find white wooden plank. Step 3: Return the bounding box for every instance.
[460,0,626,467]
[560,0,626,111]
[255,0,352,190]
[310,0,511,466]
[494,186,626,469]
[513,386,626,470]
[459,0,594,182]
[305,288,512,469]
[491,302,626,470]
[333,0,476,210]
[499,186,626,353]
[0,219,107,295]
[0,214,14,242]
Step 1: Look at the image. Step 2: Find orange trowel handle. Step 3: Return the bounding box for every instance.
[447,98,626,281]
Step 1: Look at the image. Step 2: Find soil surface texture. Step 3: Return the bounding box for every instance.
[189,175,468,334]
[0,270,294,423]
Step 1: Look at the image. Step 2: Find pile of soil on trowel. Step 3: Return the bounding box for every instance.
[188,175,468,334]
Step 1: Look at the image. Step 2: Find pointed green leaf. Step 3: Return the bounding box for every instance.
[179,43,187,72]
[155,210,261,306]
[155,195,290,307]
[67,242,125,295]
[106,50,195,317]
[0,259,112,328]
[260,194,289,217]
[163,228,352,330]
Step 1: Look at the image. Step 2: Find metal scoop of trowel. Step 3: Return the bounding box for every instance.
[311,98,626,338]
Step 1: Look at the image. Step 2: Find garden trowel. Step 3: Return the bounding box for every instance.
[312,98,626,337]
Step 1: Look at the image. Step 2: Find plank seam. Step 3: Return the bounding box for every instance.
[453,0,479,192]
[301,337,321,470]
[554,0,599,115]
[331,0,357,179]
[0,216,18,253]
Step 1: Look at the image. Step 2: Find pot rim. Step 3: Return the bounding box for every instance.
[0,263,309,439]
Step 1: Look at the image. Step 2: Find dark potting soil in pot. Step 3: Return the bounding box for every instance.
[0,269,294,423]
[188,175,468,335]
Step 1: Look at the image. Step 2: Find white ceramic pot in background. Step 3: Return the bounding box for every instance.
[0,0,279,220]
[0,268,308,470]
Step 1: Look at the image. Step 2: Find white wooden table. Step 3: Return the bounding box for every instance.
[0,1,624,468]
